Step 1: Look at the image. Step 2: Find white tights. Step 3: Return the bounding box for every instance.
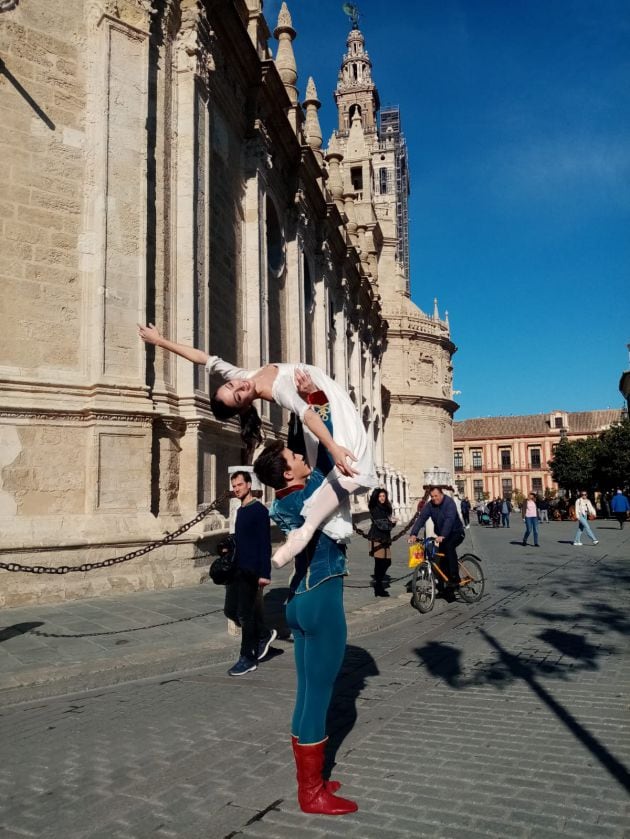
[272,477,360,568]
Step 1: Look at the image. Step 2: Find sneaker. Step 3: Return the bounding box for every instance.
[592,540,599,545]
[573,541,582,546]
[256,629,277,661]
[228,656,258,676]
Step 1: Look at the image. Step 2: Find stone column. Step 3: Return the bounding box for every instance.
[172,12,214,512]
[333,306,347,387]
[82,3,152,397]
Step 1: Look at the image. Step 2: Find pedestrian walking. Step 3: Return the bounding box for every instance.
[573,491,599,546]
[610,489,630,529]
[491,497,501,528]
[367,488,395,598]
[521,492,540,547]
[224,471,276,676]
[461,497,471,529]
[538,497,550,523]
[501,497,512,528]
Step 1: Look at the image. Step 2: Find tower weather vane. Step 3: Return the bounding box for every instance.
[342,3,360,28]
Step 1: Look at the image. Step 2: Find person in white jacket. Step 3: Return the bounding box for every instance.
[573,491,599,546]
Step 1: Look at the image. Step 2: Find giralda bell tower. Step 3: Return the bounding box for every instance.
[330,10,458,496]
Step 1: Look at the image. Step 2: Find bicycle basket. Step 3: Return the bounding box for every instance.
[408,543,424,569]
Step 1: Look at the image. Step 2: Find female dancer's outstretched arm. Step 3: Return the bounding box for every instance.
[137,324,208,366]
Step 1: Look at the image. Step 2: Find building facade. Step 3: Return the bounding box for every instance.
[0,0,451,606]
[453,409,624,501]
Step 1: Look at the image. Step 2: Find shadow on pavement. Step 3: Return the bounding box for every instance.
[262,587,292,639]
[412,629,630,795]
[325,644,379,778]
[480,629,630,795]
[28,611,223,639]
[0,623,44,643]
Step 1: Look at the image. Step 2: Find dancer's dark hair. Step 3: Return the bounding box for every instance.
[253,440,289,490]
[210,392,263,454]
[368,487,392,514]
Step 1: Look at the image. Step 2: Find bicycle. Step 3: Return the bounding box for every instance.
[411,537,485,613]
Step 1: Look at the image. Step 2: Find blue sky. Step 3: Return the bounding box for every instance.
[269,0,630,419]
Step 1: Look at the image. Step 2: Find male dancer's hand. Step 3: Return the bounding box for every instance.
[295,367,317,396]
[330,444,359,477]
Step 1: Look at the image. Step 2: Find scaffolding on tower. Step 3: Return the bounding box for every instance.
[379,105,410,291]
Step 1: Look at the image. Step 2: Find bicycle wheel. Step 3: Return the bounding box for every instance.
[457,554,484,603]
[411,562,436,613]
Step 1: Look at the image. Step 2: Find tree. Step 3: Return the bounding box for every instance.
[548,420,630,494]
[594,420,630,491]
[548,436,600,494]
[513,489,525,509]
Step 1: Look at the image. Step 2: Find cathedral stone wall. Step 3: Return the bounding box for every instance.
[0,0,394,606]
[0,2,455,606]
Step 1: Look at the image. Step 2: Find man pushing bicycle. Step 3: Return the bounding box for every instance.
[408,487,466,590]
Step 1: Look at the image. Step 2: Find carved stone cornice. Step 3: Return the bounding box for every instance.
[389,394,460,415]
[175,1,216,87]
[244,119,274,172]
[0,409,154,425]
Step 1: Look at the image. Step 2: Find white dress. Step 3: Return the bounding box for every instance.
[206,358,378,541]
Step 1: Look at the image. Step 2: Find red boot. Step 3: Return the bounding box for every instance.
[294,739,358,815]
[291,736,341,793]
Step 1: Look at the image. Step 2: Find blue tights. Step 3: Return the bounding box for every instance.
[286,575,347,744]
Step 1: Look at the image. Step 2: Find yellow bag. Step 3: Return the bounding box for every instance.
[408,543,424,569]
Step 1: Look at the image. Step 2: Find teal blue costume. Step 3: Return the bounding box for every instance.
[269,393,348,744]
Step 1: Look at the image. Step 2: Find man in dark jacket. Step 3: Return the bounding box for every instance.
[408,487,465,587]
[224,470,276,676]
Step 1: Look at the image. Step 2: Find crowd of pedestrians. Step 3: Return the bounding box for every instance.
[463,487,629,548]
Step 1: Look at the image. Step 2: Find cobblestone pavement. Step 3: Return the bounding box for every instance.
[0,526,417,699]
[1,520,629,838]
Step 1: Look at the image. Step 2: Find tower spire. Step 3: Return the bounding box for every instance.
[303,77,323,168]
[333,20,379,134]
[274,2,298,106]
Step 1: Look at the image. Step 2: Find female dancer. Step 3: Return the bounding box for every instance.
[367,488,395,597]
[137,324,377,564]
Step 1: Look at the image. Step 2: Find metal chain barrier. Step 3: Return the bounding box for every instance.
[352,511,419,542]
[0,492,230,575]
[347,511,421,588]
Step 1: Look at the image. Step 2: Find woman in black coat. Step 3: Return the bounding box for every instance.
[368,488,395,597]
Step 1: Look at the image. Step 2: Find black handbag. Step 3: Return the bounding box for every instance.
[209,537,236,585]
[372,517,394,532]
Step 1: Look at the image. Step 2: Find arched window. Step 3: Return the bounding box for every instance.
[379,167,389,194]
[266,197,284,275]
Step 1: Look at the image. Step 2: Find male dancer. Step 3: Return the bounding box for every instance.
[253,372,357,816]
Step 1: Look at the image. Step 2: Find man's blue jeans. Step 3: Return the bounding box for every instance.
[522,516,539,545]
[502,513,510,527]
[574,515,597,544]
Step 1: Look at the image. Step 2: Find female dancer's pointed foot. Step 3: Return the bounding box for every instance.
[272,525,315,567]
